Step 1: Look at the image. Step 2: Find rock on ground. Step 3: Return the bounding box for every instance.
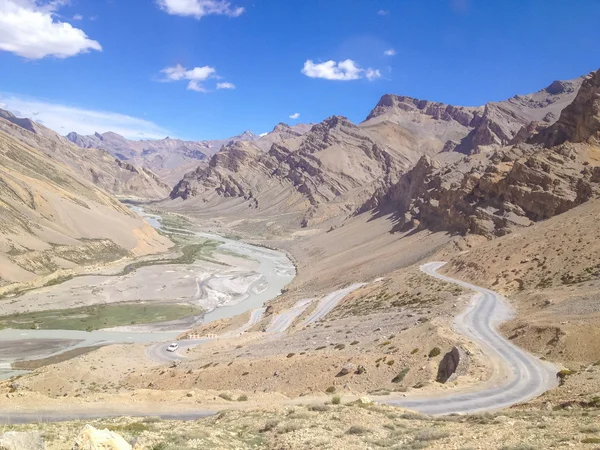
[72,425,131,450]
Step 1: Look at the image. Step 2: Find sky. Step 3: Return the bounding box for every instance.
[0,0,599,141]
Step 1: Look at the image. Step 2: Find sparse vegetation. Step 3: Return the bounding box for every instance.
[428,347,442,358]
[392,368,410,383]
[0,302,202,331]
[347,425,370,435]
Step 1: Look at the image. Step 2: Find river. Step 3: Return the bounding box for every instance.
[0,207,295,380]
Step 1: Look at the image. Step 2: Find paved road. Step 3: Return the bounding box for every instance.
[266,299,312,333]
[299,283,366,326]
[384,261,558,415]
[148,283,365,362]
[146,307,266,363]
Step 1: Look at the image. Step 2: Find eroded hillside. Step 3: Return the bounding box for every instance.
[0,129,171,287]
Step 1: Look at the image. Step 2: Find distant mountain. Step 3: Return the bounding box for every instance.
[66,130,261,184]
[253,122,313,151]
[0,109,171,200]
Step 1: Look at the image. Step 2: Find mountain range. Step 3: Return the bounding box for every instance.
[166,71,595,236]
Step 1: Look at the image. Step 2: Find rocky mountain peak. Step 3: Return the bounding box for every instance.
[272,122,292,132]
[544,79,578,96]
[365,94,480,126]
[534,68,600,147]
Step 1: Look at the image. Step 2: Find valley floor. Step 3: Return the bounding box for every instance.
[1,204,600,448]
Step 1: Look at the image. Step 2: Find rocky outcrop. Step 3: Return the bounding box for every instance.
[72,425,131,450]
[437,346,468,383]
[534,70,600,147]
[360,70,600,238]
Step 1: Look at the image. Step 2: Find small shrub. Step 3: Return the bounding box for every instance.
[315,346,326,350]
[350,340,360,345]
[428,347,441,358]
[334,343,345,350]
[218,393,232,401]
[387,359,395,366]
[107,422,148,434]
[237,394,248,401]
[280,423,301,434]
[411,348,419,355]
[332,394,341,405]
[392,368,409,383]
[325,386,336,394]
[581,438,600,444]
[347,425,370,435]
[286,353,295,358]
[260,420,279,433]
[309,404,330,412]
[414,429,450,441]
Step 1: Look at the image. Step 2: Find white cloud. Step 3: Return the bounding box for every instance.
[377,9,389,15]
[301,59,381,82]
[289,112,300,119]
[384,48,396,56]
[365,68,382,81]
[0,0,102,59]
[157,0,244,19]
[161,63,216,81]
[159,64,234,93]
[216,82,235,89]
[0,93,171,139]
[187,80,208,92]
[72,14,83,20]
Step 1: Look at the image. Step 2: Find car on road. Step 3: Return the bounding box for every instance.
[166,343,179,352]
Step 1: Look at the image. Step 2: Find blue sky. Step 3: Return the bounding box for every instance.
[1,0,599,140]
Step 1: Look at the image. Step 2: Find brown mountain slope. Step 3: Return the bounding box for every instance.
[0,129,171,287]
[169,115,435,228]
[0,110,171,200]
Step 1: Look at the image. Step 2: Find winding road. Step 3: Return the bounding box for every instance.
[0,262,558,423]
[384,261,558,414]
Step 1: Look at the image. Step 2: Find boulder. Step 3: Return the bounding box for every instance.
[357,396,373,405]
[336,363,355,377]
[436,346,469,383]
[72,425,131,450]
[0,431,45,450]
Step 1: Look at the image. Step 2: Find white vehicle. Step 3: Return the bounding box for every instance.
[166,343,179,352]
